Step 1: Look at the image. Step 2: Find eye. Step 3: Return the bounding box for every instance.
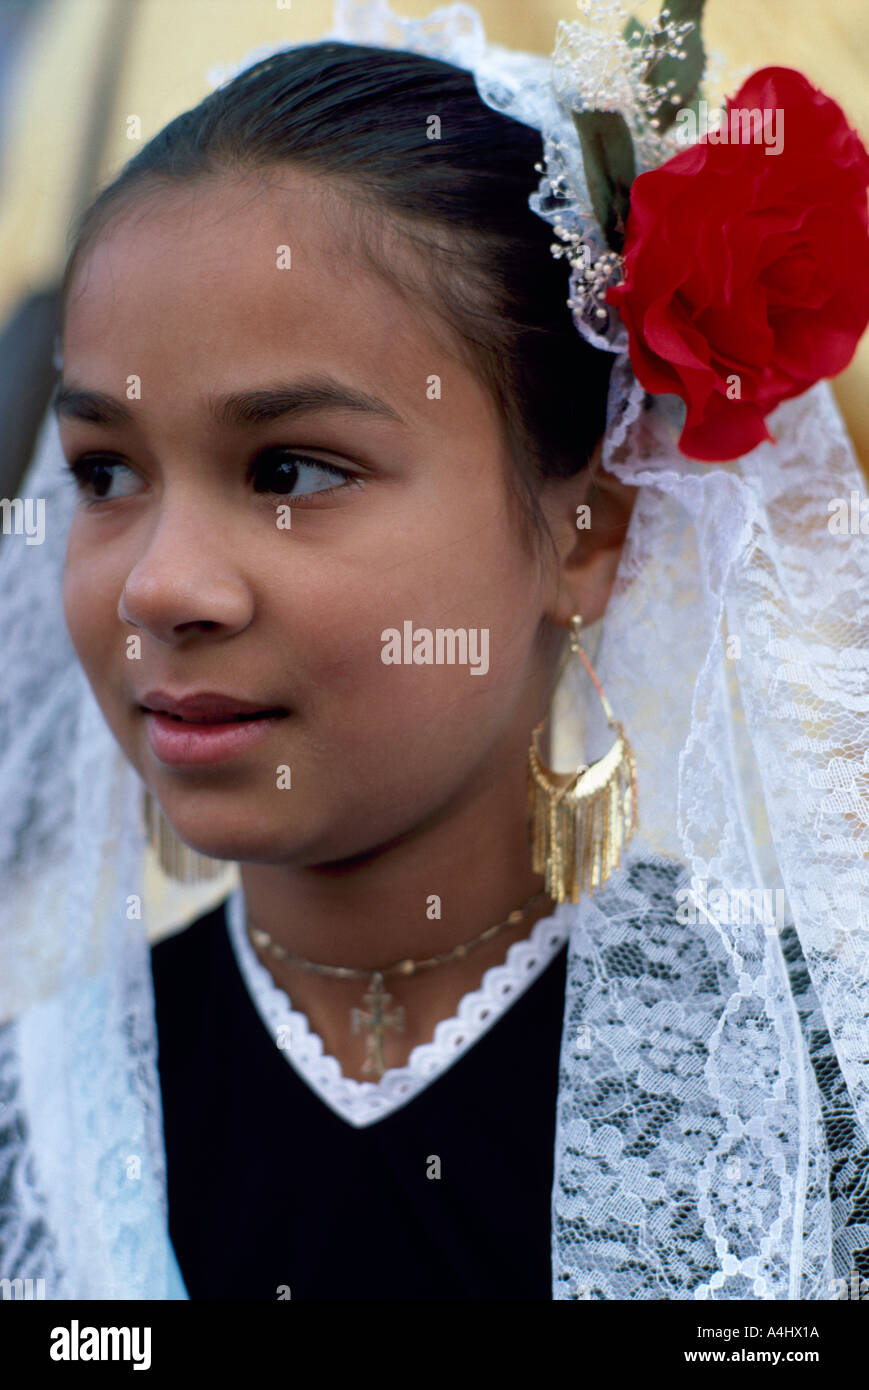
[59,448,359,506]
[61,455,141,503]
[250,447,356,500]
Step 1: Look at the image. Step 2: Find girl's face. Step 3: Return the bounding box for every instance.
[58,170,566,866]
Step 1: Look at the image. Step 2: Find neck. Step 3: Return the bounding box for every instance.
[239,751,548,969]
[236,745,556,1075]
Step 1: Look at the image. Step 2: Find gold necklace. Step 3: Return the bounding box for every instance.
[245,887,550,1080]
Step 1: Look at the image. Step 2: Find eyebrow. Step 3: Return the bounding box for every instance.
[50,376,405,428]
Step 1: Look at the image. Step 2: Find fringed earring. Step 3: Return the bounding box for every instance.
[142,787,226,884]
[528,614,638,903]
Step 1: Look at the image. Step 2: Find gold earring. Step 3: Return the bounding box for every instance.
[142,787,227,883]
[528,614,637,903]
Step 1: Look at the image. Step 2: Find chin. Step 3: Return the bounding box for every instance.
[152,804,343,869]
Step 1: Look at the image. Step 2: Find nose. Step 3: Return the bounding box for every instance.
[118,494,254,644]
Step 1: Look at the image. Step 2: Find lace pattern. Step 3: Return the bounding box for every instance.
[0,1019,63,1297]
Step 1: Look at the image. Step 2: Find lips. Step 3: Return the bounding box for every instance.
[156,710,277,724]
[138,689,289,723]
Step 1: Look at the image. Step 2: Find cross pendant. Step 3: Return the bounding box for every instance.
[350,970,406,1079]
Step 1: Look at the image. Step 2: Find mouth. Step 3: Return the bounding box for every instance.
[140,707,286,724]
[141,705,290,766]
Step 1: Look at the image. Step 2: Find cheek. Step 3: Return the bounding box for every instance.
[264,515,541,759]
[61,525,140,766]
[62,525,119,672]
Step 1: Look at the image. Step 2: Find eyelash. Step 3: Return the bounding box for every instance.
[60,447,358,508]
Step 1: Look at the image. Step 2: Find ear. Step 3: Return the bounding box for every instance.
[537,439,638,628]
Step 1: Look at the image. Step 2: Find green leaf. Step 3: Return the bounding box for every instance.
[644,0,707,134]
[570,109,637,254]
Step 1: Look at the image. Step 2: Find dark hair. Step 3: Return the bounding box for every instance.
[60,42,613,534]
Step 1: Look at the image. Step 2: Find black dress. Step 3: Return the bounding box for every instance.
[150,898,568,1300]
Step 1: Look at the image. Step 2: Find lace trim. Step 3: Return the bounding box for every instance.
[225,887,570,1128]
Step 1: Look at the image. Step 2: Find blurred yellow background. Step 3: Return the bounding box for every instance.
[2,0,865,937]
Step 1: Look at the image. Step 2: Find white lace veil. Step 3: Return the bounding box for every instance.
[1,0,868,1299]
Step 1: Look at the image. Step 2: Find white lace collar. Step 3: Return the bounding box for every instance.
[224,886,570,1129]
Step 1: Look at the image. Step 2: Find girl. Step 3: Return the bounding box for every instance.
[2,2,868,1300]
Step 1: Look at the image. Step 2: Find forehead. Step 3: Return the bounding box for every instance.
[61,169,469,423]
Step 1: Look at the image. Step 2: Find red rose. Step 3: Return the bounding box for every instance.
[606,67,869,461]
